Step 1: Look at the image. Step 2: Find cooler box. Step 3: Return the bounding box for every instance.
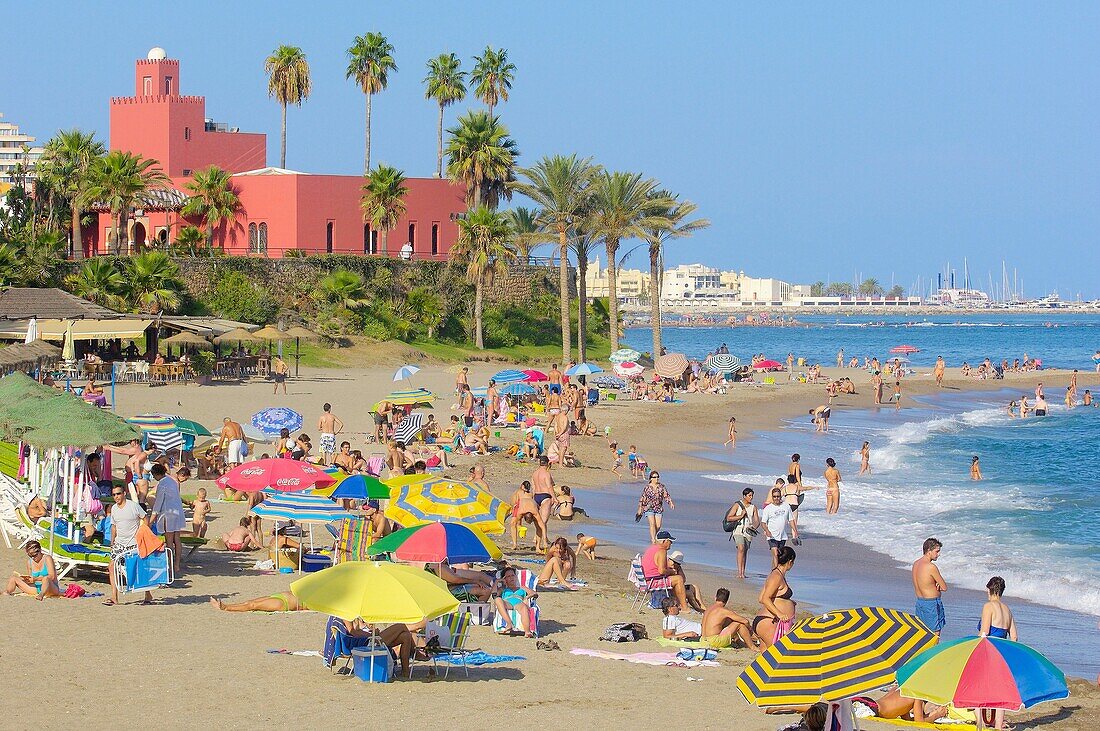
[302,553,331,573]
[352,645,392,683]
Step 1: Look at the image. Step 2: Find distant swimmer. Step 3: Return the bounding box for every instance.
[1070,369,1079,399]
[837,348,844,368]
[1006,400,1017,418]
[934,356,945,387]
[859,441,870,475]
[1085,390,1093,407]
[1065,387,1075,409]
[970,455,983,481]
[1019,395,1031,418]
[912,537,948,637]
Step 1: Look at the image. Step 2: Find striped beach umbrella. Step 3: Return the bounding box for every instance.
[736,607,938,707]
[366,521,503,564]
[251,407,303,435]
[499,382,536,397]
[392,364,421,382]
[565,362,603,377]
[380,388,437,408]
[251,493,355,523]
[609,348,641,363]
[490,369,528,384]
[706,353,742,374]
[613,361,645,377]
[385,475,509,535]
[146,430,185,452]
[127,413,178,431]
[897,636,1068,712]
[654,353,689,378]
[592,375,627,388]
[393,412,425,444]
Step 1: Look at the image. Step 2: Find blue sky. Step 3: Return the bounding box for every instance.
[5,2,1099,298]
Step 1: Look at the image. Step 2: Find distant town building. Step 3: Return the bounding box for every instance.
[582,257,650,304]
[661,263,737,306]
[722,271,812,304]
[0,114,45,194]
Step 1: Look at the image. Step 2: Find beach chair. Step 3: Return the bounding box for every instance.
[418,611,475,679]
[110,545,174,594]
[627,554,670,612]
[332,517,373,564]
[492,568,541,637]
[323,615,373,673]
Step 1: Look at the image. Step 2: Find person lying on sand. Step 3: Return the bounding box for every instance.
[209,591,305,612]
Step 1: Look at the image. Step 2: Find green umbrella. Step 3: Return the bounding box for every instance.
[171,418,212,437]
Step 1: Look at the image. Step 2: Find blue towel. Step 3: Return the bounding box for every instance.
[435,651,526,666]
[60,544,110,556]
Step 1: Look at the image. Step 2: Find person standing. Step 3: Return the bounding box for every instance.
[872,370,884,405]
[786,353,794,381]
[836,348,844,368]
[459,385,474,428]
[455,365,469,394]
[219,417,246,468]
[970,455,983,480]
[317,403,344,466]
[978,576,1017,731]
[725,488,759,579]
[912,538,948,637]
[636,471,674,543]
[149,464,188,573]
[859,441,871,475]
[271,355,289,395]
[824,457,841,514]
[934,356,945,387]
[725,417,737,447]
[760,486,796,568]
[106,484,152,606]
[548,363,563,395]
[531,456,556,526]
[892,380,902,411]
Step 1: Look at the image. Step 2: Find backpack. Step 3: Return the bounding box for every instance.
[600,622,648,642]
[722,503,743,533]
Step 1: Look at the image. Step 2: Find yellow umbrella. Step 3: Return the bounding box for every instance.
[290,561,458,623]
[385,475,509,535]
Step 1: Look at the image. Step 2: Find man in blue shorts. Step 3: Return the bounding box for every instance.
[912,537,948,637]
[548,363,563,395]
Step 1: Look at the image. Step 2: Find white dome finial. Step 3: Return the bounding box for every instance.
[147,47,167,61]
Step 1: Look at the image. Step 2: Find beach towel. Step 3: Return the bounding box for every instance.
[569,648,719,668]
[655,638,728,651]
[365,456,385,477]
[434,651,526,666]
[135,522,165,558]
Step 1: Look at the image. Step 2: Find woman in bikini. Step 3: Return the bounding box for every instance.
[978,576,1018,730]
[209,591,305,612]
[859,441,871,475]
[493,567,535,637]
[3,540,60,599]
[787,454,803,487]
[753,546,797,648]
[824,457,841,514]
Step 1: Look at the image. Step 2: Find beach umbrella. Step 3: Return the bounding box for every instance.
[613,361,645,377]
[377,388,436,409]
[367,521,503,563]
[753,359,784,370]
[127,413,179,431]
[609,348,641,363]
[170,417,211,437]
[592,375,627,389]
[324,473,390,501]
[252,325,291,341]
[291,561,459,624]
[491,369,528,384]
[24,317,37,345]
[251,407,303,435]
[217,458,336,494]
[566,362,603,377]
[499,382,536,397]
[163,331,213,348]
[706,353,742,374]
[392,364,421,382]
[896,636,1068,712]
[736,607,938,708]
[212,327,259,345]
[250,492,354,523]
[654,353,690,378]
[522,369,548,382]
[890,344,920,354]
[385,475,509,535]
[393,412,425,444]
[62,321,76,362]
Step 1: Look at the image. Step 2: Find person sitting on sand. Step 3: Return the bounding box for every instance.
[493,567,535,637]
[667,549,707,612]
[209,591,305,612]
[221,518,262,552]
[871,686,947,724]
[700,588,755,649]
[661,596,702,640]
[3,540,60,599]
[537,537,580,589]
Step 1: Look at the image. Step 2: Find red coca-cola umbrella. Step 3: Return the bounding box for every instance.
[216,458,336,494]
[890,345,920,354]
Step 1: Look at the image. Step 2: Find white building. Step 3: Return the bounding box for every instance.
[0,114,45,193]
[661,263,737,306]
[582,257,651,304]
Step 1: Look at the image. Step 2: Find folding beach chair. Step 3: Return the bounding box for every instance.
[323,615,372,673]
[111,545,174,594]
[416,611,475,679]
[492,568,541,637]
[332,517,373,564]
[627,554,670,612]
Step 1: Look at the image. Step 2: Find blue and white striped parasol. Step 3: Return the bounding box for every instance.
[251,493,355,523]
[393,412,425,444]
[392,364,421,382]
[499,382,537,397]
[592,375,627,388]
[251,407,303,435]
[566,362,603,377]
[490,369,528,384]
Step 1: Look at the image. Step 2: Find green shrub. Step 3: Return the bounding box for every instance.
[189,351,215,376]
[203,270,279,324]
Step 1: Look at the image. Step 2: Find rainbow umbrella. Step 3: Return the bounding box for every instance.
[385,475,509,535]
[325,473,389,501]
[366,521,503,563]
[897,636,1068,712]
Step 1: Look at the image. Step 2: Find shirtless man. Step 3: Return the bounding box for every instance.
[934,356,945,387]
[547,363,563,395]
[332,441,355,472]
[701,588,755,649]
[531,456,556,526]
[373,400,393,442]
[387,441,409,477]
[459,385,474,428]
[810,404,831,433]
[786,353,794,381]
[219,417,246,468]
[550,408,570,462]
[317,403,344,465]
[823,457,841,514]
[509,480,547,551]
[455,366,469,394]
[912,538,948,638]
[105,439,149,484]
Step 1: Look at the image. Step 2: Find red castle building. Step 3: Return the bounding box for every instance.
[90,47,465,259]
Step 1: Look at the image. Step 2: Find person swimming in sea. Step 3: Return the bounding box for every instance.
[970,455,983,481]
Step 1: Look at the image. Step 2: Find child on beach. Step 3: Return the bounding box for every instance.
[609,442,623,479]
[577,533,597,560]
[627,445,639,477]
[188,487,211,537]
[221,518,262,552]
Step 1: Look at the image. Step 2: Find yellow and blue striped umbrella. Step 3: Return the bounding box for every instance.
[736,606,938,707]
[385,475,509,535]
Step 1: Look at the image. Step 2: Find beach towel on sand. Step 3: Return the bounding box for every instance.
[435,651,526,666]
[570,648,719,668]
[655,637,728,651]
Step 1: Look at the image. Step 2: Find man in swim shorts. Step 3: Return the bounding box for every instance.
[548,363,563,395]
[912,537,948,637]
[317,402,344,466]
[700,588,754,648]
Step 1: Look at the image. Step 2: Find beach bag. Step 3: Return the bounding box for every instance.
[599,622,648,642]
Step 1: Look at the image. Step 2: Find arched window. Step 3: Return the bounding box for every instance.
[258,223,268,254]
[431,223,439,256]
[326,221,334,253]
[248,223,258,253]
[407,222,416,253]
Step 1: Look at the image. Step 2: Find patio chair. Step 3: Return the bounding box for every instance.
[492,568,541,637]
[627,553,670,612]
[132,360,149,382]
[110,545,174,594]
[418,610,475,678]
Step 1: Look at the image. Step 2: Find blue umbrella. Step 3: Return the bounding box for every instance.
[251,407,303,435]
[566,362,603,377]
[491,369,528,384]
[499,382,536,396]
[251,493,355,523]
[392,364,421,382]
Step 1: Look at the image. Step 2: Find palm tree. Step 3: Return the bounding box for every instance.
[85,151,169,255]
[319,269,368,308]
[172,225,206,257]
[643,193,710,357]
[470,46,516,117]
[123,251,182,314]
[587,172,672,352]
[65,258,126,308]
[360,164,408,255]
[858,278,884,296]
[452,205,515,348]
[404,286,445,339]
[17,231,67,286]
[445,110,518,209]
[0,244,19,285]
[570,231,597,362]
[423,53,466,178]
[512,155,599,363]
[38,129,105,259]
[505,206,540,262]
[346,33,397,174]
[182,165,240,252]
[265,45,312,169]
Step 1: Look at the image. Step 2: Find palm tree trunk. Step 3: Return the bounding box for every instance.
[381,227,388,256]
[280,103,288,169]
[606,240,619,352]
[650,245,662,357]
[71,205,83,260]
[116,208,129,256]
[558,226,571,364]
[474,277,485,349]
[365,92,372,174]
[436,103,445,178]
[472,183,481,209]
[577,258,588,363]
[488,101,495,118]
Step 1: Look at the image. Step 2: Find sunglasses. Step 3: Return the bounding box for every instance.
[112,491,125,496]
[650,474,660,479]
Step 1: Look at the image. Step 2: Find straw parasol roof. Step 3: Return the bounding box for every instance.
[252,325,291,341]
[284,325,318,340]
[162,331,213,348]
[213,327,259,344]
[0,373,142,448]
